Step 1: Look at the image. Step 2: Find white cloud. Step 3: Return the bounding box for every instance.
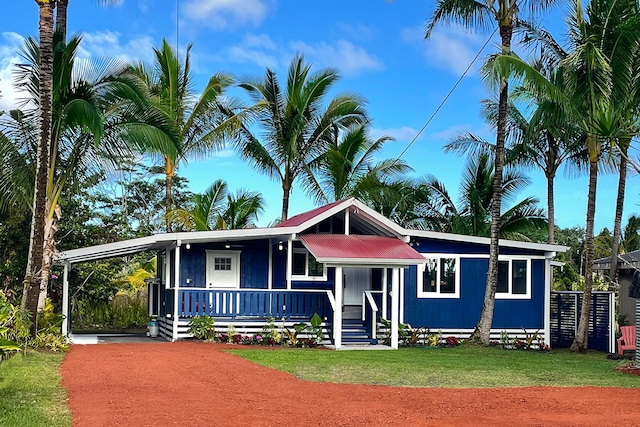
[77,31,156,64]
[183,0,268,30]
[337,23,374,41]
[401,25,485,76]
[288,39,383,76]
[0,32,26,113]
[368,126,419,143]
[226,34,279,69]
[428,123,493,143]
[213,149,235,158]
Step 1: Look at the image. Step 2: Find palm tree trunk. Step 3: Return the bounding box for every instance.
[469,24,512,345]
[22,0,55,337]
[55,0,68,40]
[547,173,555,244]
[281,184,291,222]
[38,202,60,311]
[165,158,173,233]
[571,158,598,353]
[609,145,628,283]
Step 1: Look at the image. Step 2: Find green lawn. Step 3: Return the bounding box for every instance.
[229,346,640,388]
[0,352,71,427]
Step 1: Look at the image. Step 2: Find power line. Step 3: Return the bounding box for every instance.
[393,26,498,163]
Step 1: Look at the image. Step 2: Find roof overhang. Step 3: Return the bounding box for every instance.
[299,234,425,266]
[404,229,569,253]
[54,227,300,265]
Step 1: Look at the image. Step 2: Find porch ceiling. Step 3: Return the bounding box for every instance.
[299,234,425,266]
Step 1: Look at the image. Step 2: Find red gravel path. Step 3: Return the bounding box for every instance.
[60,342,640,426]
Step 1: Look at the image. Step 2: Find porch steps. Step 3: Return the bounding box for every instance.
[341,319,377,345]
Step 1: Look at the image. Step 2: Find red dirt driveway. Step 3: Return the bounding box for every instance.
[60,342,640,426]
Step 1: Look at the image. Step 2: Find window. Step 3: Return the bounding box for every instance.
[496,258,531,299]
[417,256,459,298]
[214,257,232,271]
[291,248,326,280]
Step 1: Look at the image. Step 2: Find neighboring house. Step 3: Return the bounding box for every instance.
[593,251,640,325]
[55,198,566,349]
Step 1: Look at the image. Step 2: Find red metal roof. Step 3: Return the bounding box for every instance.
[276,199,348,228]
[299,234,424,265]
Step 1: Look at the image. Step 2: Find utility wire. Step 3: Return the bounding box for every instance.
[393,26,499,163]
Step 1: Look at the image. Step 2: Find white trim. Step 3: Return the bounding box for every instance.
[406,229,568,253]
[286,240,292,290]
[205,250,241,289]
[334,267,343,349]
[544,257,551,348]
[345,207,350,235]
[164,248,170,289]
[400,268,405,324]
[382,268,388,318]
[172,244,181,341]
[609,292,616,353]
[416,255,461,299]
[291,247,328,281]
[495,258,531,300]
[391,268,400,349]
[61,263,69,337]
[268,243,273,289]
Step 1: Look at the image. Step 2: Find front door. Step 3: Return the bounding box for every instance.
[206,251,240,288]
[343,267,371,306]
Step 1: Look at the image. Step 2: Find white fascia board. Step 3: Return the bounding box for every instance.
[351,200,407,237]
[54,236,160,264]
[404,229,569,253]
[321,257,426,266]
[287,198,356,233]
[170,226,299,243]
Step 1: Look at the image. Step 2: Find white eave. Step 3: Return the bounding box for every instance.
[54,226,299,265]
[403,229,569,253]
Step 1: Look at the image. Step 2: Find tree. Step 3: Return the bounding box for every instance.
[130,40,239,232]
[422,154,547,239]
[168,179,264,231]
[232,54,367,221]
[425,0,561,344]
[304,124,411,204]
[498,0,637,352]
[22,0,55,334]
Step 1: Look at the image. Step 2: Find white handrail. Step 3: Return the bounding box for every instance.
[362,291,379,340]
[325,290,336,312]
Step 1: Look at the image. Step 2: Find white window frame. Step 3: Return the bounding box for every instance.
[205,250,241,289]
[416,254,460,299]
[495,257,531,300]
[290,248,327,281]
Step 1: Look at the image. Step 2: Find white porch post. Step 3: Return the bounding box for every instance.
[172,243,181,341]
[544,252,554,349]
[286,239,293,289]
[268,242,273,289]
[400,268,405,324]
[334,266,343,349]
[382,268,388,319]
[391,267,400,349]
[61,263,70,337]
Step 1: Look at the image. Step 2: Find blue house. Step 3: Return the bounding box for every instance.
[55,198,566,349]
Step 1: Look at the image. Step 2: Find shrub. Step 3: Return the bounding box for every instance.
[187,316,216,340]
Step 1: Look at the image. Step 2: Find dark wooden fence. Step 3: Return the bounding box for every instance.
[550,291,614,353]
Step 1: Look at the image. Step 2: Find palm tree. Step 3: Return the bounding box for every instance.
[168,180,265,231]
[7,34,174,313]
[22,0,55,333]
[422,154,547,239]
[130,40,240,232]
[446,92,584,244]
[232,54,367,221]
[54,0,122,41]
[493,0,637,352]
[303,124,412,204]
[425,0,561,344]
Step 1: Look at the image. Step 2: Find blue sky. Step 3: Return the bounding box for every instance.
[2,0,638,232]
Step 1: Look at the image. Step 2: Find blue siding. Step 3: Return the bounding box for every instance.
[403,258,545,330]
[413,237,546,256]
[292,267,335,291]
[178,240,270,288]
[272,247,287,289]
